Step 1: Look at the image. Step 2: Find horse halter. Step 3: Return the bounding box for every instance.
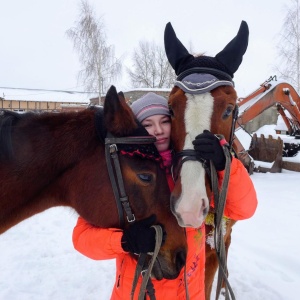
[105,133,157,228]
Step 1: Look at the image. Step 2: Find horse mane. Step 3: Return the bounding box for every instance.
[0,107,161,163]
[0,110,96,162]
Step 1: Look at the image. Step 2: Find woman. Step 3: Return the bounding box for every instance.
[72,92,257,299]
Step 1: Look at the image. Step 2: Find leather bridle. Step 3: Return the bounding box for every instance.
[105,133,157,228]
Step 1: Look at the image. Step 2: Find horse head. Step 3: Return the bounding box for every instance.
[97,86,187,279]
[164,21,249,228]
[0,86,187,280]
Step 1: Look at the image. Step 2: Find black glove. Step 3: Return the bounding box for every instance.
[192,130,226,171]
[121,215,159,254]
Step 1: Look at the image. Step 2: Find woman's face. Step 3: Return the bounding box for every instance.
[141,114,171,152]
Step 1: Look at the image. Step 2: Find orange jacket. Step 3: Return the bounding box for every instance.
[215,157,258,220]
[72,157,257,299]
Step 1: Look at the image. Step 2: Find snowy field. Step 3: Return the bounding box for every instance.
[1,169,299,300]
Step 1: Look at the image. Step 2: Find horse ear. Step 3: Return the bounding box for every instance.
[104,86,137,135]
[164,22,194,75]
[215,20,249,75]
[118,91,125,101]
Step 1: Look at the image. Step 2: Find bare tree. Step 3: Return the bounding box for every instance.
[127,40,176,88]
[275,0,300,93]
[66,0,122,103]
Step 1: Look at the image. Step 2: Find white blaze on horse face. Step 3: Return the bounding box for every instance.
[175,93,214,228]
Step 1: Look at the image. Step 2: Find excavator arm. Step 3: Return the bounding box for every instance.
[237,82,300,131]
[233,78,300,170]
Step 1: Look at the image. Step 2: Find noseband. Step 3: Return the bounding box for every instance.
[172,149,210,183]
[172,104,239,181]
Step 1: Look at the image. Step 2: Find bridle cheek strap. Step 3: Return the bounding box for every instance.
[105,133,156,228]
[105,142,135,227]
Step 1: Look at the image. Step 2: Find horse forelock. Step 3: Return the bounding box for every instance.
[120,149,162,167]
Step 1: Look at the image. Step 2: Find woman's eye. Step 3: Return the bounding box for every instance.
[138,173,153,182]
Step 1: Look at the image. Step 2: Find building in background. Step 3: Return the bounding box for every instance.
[1,87,171,112]
[0,87,96,112]
[90,88,171,106]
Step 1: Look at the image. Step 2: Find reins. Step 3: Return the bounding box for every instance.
[174,140,235,300]
[210,145,236,300]
[130,225,164,300]
[105,133,164,300]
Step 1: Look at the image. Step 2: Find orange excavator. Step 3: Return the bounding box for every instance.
[233,76,300,170]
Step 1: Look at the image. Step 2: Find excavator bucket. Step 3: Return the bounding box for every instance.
[248,134,283,173]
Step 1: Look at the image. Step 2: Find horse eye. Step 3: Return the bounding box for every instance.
[138,173,153,182]
[222,107,233,119]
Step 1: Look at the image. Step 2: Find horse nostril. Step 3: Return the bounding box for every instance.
[176,249,187,272]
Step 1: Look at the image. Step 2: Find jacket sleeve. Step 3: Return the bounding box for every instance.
[72,216,126,260]
[216,157,258,220]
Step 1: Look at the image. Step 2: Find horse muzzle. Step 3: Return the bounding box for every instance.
[171,194,209,228]
[151,248,187,280]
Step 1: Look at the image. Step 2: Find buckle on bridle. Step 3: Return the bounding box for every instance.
[127,214,136,223]
[141,269,148,277]
[109,143,118,153]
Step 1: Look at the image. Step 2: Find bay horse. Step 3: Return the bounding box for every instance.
[0,85,187,280]
[164,21,249,298]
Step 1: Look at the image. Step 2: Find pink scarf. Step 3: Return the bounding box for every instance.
[159,150,172,168]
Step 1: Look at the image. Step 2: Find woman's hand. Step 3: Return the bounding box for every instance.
[192,130,226,171]
[121,215,165,254]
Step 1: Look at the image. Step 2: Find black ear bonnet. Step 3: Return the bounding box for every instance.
[164,21,249,82]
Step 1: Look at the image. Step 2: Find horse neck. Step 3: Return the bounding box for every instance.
[0,110,105,233]
[27,111,99,170]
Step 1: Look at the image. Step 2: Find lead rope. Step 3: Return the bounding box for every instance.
[130,225,163,300]
[210,144,236,300]
[184,256,190,300]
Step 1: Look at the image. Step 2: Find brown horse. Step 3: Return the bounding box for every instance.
[164,22,249,298]
[0,85,187,280]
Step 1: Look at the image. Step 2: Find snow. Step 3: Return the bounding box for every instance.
[0,87,96,103]
[1,170,299,300]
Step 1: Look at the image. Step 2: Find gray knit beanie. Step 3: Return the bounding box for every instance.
[131,92,170,123]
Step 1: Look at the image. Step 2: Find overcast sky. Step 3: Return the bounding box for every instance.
[0,0,288,97]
